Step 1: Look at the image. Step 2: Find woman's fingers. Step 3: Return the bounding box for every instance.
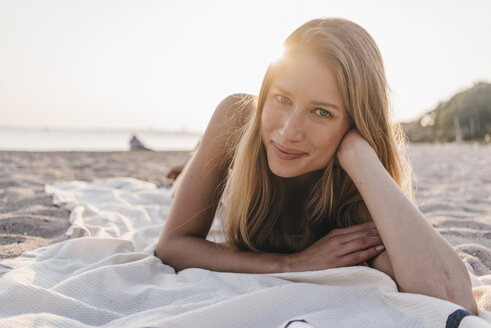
[328,221,376,237]
[337,227,379,243]
[336,245,385,267]
[329,223,384,263]
[329,222,381,252]
[295,221,383,271]
[337,235,383,256]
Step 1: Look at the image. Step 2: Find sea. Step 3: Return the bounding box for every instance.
[0,127,202,151]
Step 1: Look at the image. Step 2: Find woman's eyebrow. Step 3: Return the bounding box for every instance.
[272,85,293,97]
[272,85,340,112]
[311,100,340,112]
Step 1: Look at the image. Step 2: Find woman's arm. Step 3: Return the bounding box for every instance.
[155,95,385,273]
[336,130,477,314]
[156,94,286,273]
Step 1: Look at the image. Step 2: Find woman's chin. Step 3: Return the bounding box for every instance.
[272,171,297,179]
[268,163,326,183]
[268,166,319,179]
[268,165,297,178]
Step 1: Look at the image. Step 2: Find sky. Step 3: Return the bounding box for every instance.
[1,0,490,133]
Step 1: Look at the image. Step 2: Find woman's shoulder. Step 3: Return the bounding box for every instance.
[202,94,256,162]
[171,94,256,195]
[210,93,256,132]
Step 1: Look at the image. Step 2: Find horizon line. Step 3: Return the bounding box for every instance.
[0,125,204,135]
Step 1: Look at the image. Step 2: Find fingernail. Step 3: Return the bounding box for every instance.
[375,245,385,251]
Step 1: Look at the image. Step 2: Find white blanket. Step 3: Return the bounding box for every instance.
[1,177,491,327]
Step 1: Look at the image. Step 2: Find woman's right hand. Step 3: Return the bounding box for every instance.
[287,222,385,272]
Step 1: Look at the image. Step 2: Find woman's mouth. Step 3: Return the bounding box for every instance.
[272,142,307,160]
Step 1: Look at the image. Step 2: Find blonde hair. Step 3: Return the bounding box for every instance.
[223,18,414,253]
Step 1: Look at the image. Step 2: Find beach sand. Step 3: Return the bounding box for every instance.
[1,144,490,275]
[0,150,190,259]
[408,143,491,275]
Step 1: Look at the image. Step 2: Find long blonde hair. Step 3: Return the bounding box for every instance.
[223,18,413,253]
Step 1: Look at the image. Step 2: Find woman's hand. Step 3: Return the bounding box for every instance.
[287,222,385,272]
[335,129,376,173]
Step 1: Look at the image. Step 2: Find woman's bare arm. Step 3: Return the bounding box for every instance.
[336,130,477,314]
[155,94,288,273]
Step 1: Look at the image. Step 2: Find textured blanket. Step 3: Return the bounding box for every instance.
[1,177,491,327]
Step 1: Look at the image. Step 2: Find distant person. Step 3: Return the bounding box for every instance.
[129,135,151,151]
[155,18,477,314]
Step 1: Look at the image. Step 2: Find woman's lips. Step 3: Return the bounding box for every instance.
[272,142,307,160]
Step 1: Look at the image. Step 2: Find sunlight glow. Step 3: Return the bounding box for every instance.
[268,43,286,66]
[1,0,490,132]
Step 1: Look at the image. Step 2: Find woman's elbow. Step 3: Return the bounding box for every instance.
[446,274,478,315]
[394,262,477,314]
[424,270,477,315]
[453,290,477,315]
[440,263,477,315]
[396,277,477,315]
[155,235,197,272]
[154,236,178,268]
[154,243,166,263]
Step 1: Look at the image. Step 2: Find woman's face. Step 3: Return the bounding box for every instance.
[261,51,351,179]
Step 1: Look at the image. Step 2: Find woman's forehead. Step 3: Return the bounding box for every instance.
[269,54,343,108]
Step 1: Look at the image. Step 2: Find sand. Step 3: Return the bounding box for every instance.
[1,144,490,275]
[408,143,491,275]
[0,150,190,259]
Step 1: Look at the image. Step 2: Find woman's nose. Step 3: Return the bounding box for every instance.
[279,110,305,141]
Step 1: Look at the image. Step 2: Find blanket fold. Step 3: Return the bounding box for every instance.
[1,177,490,327]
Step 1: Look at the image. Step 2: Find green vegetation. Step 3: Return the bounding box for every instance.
[402,82,491,143]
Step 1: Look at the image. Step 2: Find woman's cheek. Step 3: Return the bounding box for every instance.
[262,106,279,130]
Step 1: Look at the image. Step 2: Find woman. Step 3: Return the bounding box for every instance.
[155,18,477,314]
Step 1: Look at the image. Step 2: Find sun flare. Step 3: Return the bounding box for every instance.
[268,42,286,65]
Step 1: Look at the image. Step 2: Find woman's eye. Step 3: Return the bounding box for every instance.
[315,108,332,118]
[276,95,290,104]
